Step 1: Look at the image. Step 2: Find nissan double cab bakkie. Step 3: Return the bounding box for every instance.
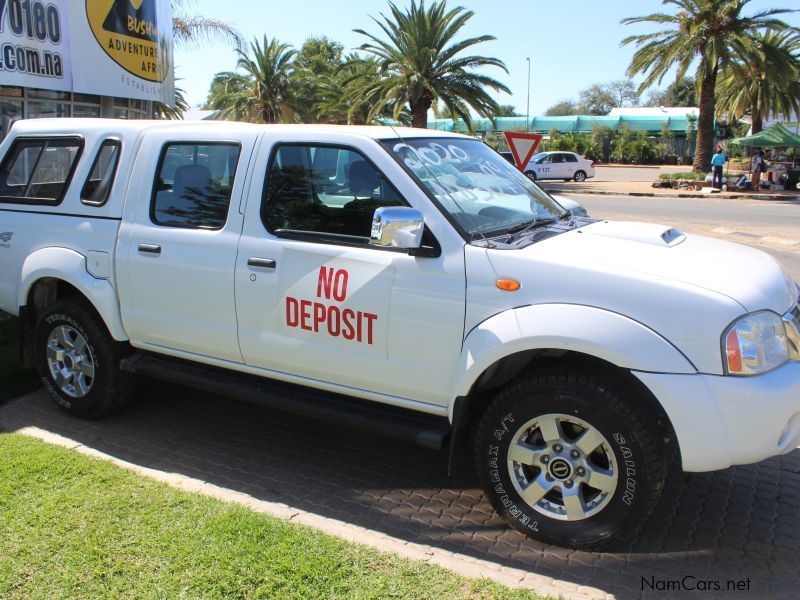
[2,119,800,549]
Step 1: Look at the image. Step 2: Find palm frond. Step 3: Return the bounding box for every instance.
[205,35,297,123]
[171,15,243,49]
[622,0,799,169]
[352,0,508,128]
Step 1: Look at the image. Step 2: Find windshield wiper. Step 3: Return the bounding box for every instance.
[504,217,557,240]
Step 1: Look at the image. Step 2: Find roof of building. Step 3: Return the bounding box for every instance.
[607,106,699,117]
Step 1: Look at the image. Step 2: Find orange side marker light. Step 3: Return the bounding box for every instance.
[496,279,520,292]
[726,329,742,373]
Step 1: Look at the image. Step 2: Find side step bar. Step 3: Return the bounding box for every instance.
[120,353,451,450]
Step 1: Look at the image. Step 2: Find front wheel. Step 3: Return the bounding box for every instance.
[474,367,668,548]
[34,298,133,417]
[574,170,587,182]
[524,170,537,181]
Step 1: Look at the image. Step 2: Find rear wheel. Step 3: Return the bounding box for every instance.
[574,170,587,182]
[524,170,537,181]
[474,367,668,548]
[35,299,133,417]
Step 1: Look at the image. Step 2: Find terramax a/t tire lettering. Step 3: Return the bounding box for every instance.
[475,367,668,548]
[34,298,133,417]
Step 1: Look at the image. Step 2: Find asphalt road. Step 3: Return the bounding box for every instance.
[592,165,692,182]
[565,193,800,280]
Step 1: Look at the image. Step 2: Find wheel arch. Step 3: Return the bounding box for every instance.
[448,347,680,476]
[447,304,690,474]
[18,248,128,367]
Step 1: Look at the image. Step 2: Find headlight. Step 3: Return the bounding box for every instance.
[723,311,789,375]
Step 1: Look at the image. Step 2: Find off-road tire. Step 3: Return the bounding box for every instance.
[474,366,668,548]
[34,298,133,417]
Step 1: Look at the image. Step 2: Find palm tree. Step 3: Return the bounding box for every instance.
[171,0,242,49]
[205,72,254,121]
[622,0,797,171]
[154,84,190,119]
[354,0,510,129]
[207,37,297,124]
[717,31,800,134]
[316,56,380,124]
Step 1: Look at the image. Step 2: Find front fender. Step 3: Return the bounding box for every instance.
[18,247,128,341]
[449,303,696,419]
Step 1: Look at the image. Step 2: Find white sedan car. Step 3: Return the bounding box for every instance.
[524,151,596,182]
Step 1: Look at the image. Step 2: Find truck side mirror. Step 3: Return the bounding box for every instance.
[370,206,424,250]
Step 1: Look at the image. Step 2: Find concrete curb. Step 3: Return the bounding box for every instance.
[542,187,800,201]
[3,422,613,600]
[594,164,663,169]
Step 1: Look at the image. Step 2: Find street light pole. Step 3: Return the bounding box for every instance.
[526,57,531,133]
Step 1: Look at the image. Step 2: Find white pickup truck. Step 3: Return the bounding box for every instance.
[2,118,799,548]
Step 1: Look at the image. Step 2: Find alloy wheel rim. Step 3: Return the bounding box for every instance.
[506,413,618,521]
[46,325,95,398]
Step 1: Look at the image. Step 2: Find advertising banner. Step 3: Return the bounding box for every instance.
[0,0,73,92]
[0,0,174,104]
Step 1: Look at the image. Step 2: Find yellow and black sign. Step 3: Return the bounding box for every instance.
[86,0,168,83]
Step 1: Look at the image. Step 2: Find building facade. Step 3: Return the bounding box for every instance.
[0,1,173,139]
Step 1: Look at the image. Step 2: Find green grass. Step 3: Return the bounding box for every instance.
[0,434,548,599]
[658,171,708,181]
[0,314,38,403]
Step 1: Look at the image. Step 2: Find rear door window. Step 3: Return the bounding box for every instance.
[81,139,121,206]
[151,142,241,229]
[0,137,82,205]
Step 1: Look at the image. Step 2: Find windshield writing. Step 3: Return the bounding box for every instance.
[381,138,565,239]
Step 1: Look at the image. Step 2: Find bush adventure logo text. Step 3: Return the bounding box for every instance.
[86,0,169,82]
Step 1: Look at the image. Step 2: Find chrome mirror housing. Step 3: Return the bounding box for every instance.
[370,206,424,249]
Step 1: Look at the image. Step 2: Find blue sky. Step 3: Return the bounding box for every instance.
[174,0,800,114]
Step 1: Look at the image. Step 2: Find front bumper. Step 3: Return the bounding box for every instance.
[635,362,800,472]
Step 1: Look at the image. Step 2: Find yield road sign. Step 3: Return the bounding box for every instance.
[504,132,543,171]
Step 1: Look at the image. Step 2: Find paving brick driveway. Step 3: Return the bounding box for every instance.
[2,381,798,599]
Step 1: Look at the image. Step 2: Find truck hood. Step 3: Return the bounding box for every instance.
[465,220,798,374]
[541,220,797,314]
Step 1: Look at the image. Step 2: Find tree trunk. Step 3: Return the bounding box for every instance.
[751,107,763,135]
[262,106,274,124]
[693,68,718,172]
[410,92,433,129]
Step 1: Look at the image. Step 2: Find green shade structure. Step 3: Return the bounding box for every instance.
[730,123,800,147]
[427,113,700,136]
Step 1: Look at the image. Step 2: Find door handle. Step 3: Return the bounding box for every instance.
[138,243,161,255]
[248,257,276,269]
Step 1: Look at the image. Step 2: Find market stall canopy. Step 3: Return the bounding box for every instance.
[730,123,800,147]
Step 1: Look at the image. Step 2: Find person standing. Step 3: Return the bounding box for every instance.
[711,145,726,190]
[751,150,764,191]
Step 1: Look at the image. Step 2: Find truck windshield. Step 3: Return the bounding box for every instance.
[380,138,566,240]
